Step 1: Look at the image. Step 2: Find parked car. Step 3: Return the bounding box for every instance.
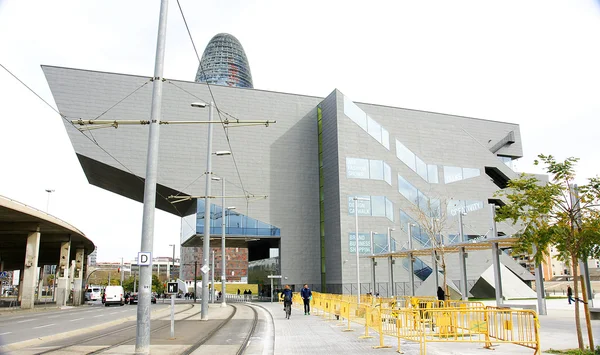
[104,286,125,306]
[129,293,157,305]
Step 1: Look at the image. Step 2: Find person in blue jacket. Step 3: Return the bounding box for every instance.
[281,285,293,312]
[300,284,312,315]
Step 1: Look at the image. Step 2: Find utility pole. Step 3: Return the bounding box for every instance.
[194,261,197,302]
[169,244,175,280]
[135,0,168,352]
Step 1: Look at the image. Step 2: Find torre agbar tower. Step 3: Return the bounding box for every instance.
[195,33,254,88]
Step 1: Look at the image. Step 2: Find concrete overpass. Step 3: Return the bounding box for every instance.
[0,195,94,309]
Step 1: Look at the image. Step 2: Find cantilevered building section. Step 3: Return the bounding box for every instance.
[195,33,253,88]
[43,64,536,299]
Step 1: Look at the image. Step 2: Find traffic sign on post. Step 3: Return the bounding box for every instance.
[138,252,152,266]
[167,282,178,294]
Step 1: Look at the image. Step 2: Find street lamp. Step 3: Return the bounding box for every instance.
[370,231,377,296]
[193,102,235,319]
[169,244,175,281]
[45,189,55,213]
[407,223,416,296]
[386,227,395,297]
[353,196,369,304]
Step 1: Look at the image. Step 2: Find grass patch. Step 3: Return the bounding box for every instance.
[546,347,600,355]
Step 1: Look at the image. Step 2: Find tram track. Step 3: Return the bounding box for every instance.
[30,302,266,355]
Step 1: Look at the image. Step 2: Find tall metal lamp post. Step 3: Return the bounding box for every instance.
[386,227,395,297]
[45,189,55,213]
[353,196,369,304]
[192,101,233,320]
[211,176,234,308]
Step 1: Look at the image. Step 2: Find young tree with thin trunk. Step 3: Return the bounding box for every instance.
[495,154,600,351]
[412,197,451,299]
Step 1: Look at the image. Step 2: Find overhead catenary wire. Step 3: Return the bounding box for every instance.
[175,0,256,206]
[0,63,196,233]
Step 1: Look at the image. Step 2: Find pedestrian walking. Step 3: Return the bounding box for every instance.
[301,284,312,315]
[567,285,574,304]
[437,286,445,302]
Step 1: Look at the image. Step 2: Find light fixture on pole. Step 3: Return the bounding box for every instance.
[353,196,369,304]
[386,227,395,297]
[45,189,55,213]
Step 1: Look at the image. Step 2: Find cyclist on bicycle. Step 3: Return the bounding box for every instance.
[281,285,293,312]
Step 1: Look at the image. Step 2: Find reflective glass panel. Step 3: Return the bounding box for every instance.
[343,96,367,130]
[371,196,386,217]
[385,198,394,221]
[348,196,371,216]
[463,168,480,180]
[346,157,370,179]
[398,175,418,205]
[464,200,484,213]
[396,140,416,171]
[369,160,384,181]
[447,199,465,217]
[444,166,463,184]
[427,164,439,184]
[367,116,382,142]
[416,156,428,181]
[383,162,392,185]
[381,128,390,150]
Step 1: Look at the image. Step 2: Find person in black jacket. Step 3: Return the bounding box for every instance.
[437,286,445,302]
[300,284,312,315]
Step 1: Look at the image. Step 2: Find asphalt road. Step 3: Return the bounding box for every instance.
[0,300,169,346]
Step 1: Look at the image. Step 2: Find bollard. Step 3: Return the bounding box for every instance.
[342,301,354,332]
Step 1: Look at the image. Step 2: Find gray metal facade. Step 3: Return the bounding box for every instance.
[43,66,529,293]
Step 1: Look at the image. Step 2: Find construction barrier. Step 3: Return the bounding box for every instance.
[308,292,539,355]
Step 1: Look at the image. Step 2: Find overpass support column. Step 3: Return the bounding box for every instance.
[72,248,85,306]
[21,228,41,309]
[56,240,71,307]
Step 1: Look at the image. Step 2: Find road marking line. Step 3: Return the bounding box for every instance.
[16,319,36,323]
[109,312,119,315]
[0,332,12,336]
[33,324,55,329]
[70,318,84,322]
[47,315,60,318]
[93,315,104,318]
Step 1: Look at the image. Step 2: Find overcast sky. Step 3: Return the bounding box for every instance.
[1,0,599,262]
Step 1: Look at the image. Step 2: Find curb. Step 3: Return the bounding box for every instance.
[0,304,176,353]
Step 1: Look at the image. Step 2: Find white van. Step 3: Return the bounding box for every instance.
[85,286,102,301]
[104,286,124,306]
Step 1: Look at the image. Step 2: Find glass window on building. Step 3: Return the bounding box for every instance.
[346,157,370,179]
[416,156,428,181]
[367,116,382,142]
[381,128,390,150]
[343,96,367,130]
[369,159,384,181]
[348,196,371,216]
[398,175,419,205]
[385,198,394,221]
[444,166,463,184]
[371,196,386,217]
[396,140,416,171]
[463,168,480,180]
[383,162,392,185]
[427,164,439,184]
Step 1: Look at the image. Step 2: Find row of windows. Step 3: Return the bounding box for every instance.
[346,157,392,185]
[348,196,394,222]
[395,140,439,183]
[443,166,481,184]
[343,96,390,150]
[397,175,441,217]
[348,232,396,255]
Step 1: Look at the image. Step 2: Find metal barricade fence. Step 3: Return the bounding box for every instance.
[309,293,539,355]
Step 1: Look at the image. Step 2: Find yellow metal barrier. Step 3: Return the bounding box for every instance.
[305,293,539,355]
